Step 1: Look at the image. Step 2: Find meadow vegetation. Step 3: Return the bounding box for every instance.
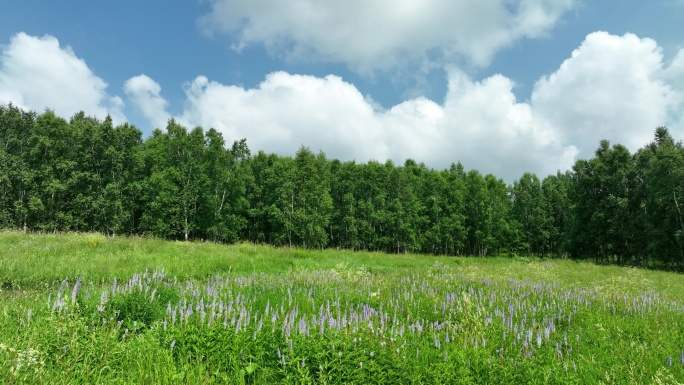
[1,231,684,384]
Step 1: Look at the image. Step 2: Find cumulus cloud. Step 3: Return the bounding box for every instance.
[662,49,684,131]
[126,70,575,180]
[198,0,575,72]
[178,72,391,163]
[124,75,169,130]
[533,31,682,157]
[0,33,126,123]
[127,32,684,181]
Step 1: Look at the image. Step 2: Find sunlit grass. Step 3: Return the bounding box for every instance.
[1,231,684,383]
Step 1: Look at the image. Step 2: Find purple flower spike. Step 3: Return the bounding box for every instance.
[667,357,673,366]
[71,276,82,305]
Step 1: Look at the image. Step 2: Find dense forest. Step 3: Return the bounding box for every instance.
[1,103,683,269]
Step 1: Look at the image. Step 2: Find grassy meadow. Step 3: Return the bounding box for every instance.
[1,231,684,384]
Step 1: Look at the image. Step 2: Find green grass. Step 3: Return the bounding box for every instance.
[1,231,684,384]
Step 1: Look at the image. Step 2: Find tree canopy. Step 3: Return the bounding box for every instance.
[1,103,683,269]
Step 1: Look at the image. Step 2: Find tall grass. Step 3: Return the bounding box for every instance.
[1,231,684,383]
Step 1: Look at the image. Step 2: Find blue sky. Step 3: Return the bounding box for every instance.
[1,0,683,180]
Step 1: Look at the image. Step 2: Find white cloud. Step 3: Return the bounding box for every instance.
[533,31,682,157]
[124,75,169,130]
[0,33,126,123]
[662,49,684,132]
[178,72,391,163]
[198,0,575,72]
[127,69,574,180]
[128,32,684,181]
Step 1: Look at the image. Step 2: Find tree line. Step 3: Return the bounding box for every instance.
[1,103,683,269]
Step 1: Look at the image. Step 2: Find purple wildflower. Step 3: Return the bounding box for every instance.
[71,276,82,305]
[536,331,542,347]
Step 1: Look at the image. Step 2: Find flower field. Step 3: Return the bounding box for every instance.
[1,232,684,384]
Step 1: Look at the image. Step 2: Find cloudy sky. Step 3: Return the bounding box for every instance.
[1,1,683,181]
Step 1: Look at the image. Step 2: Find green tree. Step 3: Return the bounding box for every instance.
[329,160,360,250]
[642,127,684,267]
[27,110,77,231]
[440,163,467,255]
[567,140,635,263]
[292,147,333,248]
[202,132,251,243]
[141,121,209,240]
[0,104,36,230]
[541,172,571,258]
[512,172,547,256]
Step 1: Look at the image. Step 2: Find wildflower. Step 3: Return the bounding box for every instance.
[301,359,306,368]
[97,292,107,313]
[360,362,363,369]
[667,357,673,366]
[536,331,542,347]
[71,276,82,305]
[170,340,176,350]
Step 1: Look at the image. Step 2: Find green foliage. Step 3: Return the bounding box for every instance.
[105,284,178,331]
[3,103,684,268]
